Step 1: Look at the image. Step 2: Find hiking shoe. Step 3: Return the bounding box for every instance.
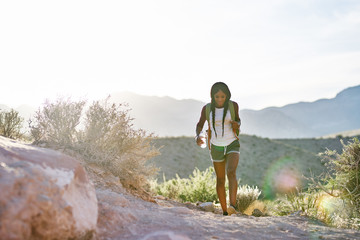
[227,206,237,216]
[223,211,228,216]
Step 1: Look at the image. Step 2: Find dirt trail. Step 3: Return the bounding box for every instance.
[95,187,360,240]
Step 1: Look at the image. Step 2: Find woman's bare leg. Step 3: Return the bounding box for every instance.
[213,160,227,213]
[226,152,239,207]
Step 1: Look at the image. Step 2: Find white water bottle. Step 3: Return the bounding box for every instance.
[199,131,207,149]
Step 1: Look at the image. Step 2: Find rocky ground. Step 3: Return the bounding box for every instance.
[2,136,359,240]
[89,165,360,240]
[96,187,360,240]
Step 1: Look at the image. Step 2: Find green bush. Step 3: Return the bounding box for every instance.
[269,189,360,229]
[314,137,360,229]
[266,188,319,217]
[320,138,360,210]
[235,185,261,213]
[29,97,160,191]
[0,109,24,140]
[151,167,218,203]
[151,167,262,208]
[150,176,186,200]
[271,138,360,230]
[183,167,218,202]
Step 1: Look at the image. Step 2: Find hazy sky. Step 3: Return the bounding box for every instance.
[1,0,359,110]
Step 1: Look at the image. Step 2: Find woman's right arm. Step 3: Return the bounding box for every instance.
[195,105,207,138]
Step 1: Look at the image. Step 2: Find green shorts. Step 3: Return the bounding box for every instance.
[210,140,240,162]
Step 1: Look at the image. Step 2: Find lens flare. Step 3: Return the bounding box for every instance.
[263,157,302,199]
[316,194,341,218]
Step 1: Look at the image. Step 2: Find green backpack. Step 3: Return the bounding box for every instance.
[205,100,239,149]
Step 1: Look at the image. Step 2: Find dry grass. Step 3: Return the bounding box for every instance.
[29,97,160,195]
[235,185,261,213]
[243,200,267,216]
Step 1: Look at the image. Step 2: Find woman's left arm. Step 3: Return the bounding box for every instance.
[231,101,241,131]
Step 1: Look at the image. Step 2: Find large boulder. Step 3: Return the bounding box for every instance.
[0,136,98,239]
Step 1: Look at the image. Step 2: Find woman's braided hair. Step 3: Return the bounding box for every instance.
[210,82,231,138]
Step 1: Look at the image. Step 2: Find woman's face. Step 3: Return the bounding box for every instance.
[214,90,227,108]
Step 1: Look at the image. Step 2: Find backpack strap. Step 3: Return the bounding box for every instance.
[228,100,235,121]
[228,101,239,140]
[205,103,211,123]
[206,101,235,121]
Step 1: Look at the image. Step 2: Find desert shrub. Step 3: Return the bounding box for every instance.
[151,167,262,207]
[319,138,360,210]
[271,138,360,229]
[314,192,358,228]
[311,137,360,229]
[182,167,218,202]
[150,167,218,203]
[266,188,319,217]
[0,109,24,140]
[150,175,187,200]
[29,97,159,192]
[268,188,360,229]
[235,185,261,213]
[29,98,85,147]
[77,99,132,165]
[78,98,159,190]
[330,213,360,229]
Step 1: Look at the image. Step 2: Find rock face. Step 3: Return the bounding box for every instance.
[0,136,98,239]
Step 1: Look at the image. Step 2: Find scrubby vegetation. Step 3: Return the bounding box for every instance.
[29,98,85,146]
[235,185,262,213]
[28,97,160,192]
[151,135,346,192]
[0,109,24,139]
[150,167,218,203]
[151,137,360,229]
[269,138,360,230]
[319,138,360,211]
[150,166,261,213]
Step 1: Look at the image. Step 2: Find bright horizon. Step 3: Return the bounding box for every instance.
[1,1,360,110]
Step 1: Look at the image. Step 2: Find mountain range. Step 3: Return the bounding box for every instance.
[108,85,360,138]
[240,85,360,138]
[1,85,359,139]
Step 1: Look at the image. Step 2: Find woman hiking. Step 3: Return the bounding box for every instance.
[195,82,241,216]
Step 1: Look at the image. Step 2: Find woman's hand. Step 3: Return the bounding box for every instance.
[196,135,205,146]
[230,120,240,131]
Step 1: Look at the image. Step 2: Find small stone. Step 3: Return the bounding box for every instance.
[199,202,215,212]
[252,209,263,217]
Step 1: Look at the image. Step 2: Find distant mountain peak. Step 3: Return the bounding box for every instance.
[336,85,360,98]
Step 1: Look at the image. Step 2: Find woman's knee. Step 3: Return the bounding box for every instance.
[216,177,226,186]
[227,168,237,179]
